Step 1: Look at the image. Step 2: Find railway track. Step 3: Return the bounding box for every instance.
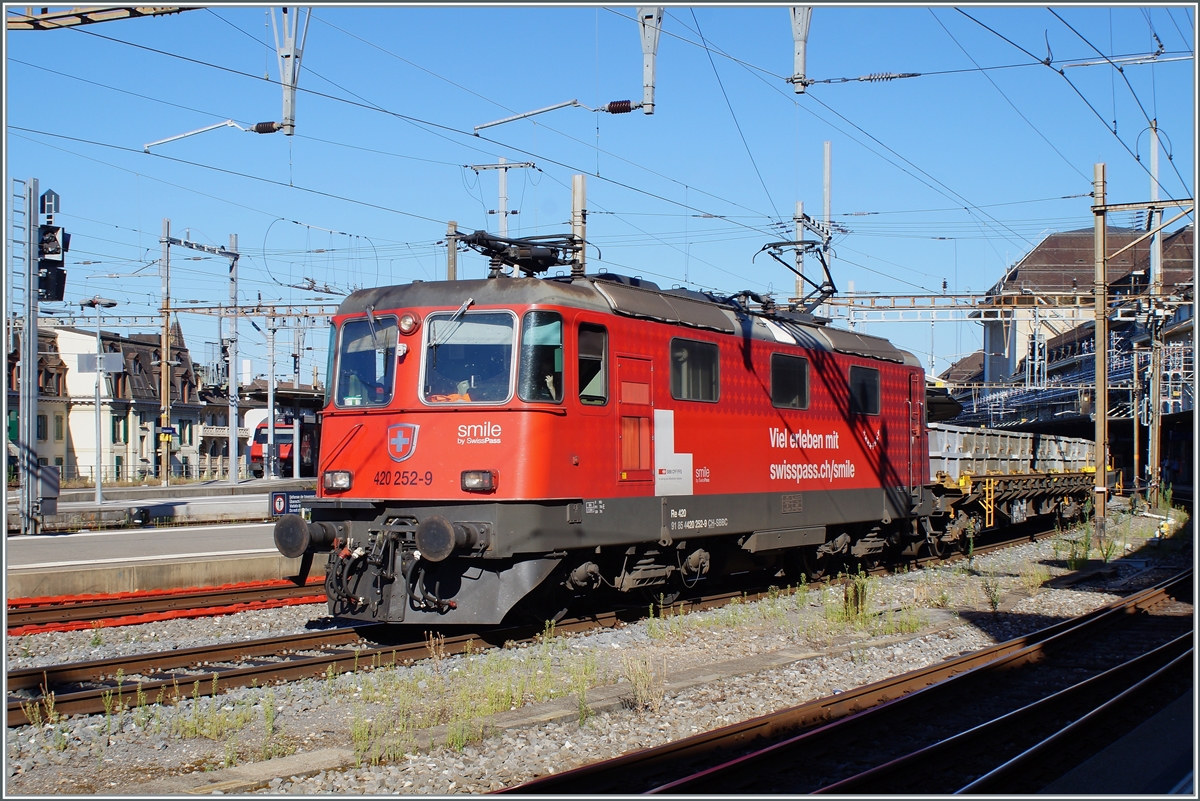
[6,579,327,633]
[501,567,1193,794]
[6,586,764,728]
[2,525,1071,728]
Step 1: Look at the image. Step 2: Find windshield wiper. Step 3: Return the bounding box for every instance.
[429,297,474,352]
[365,305,381,350]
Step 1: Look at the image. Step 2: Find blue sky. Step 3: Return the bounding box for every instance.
[5,4,1195,382]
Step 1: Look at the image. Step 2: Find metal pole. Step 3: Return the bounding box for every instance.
[498,157,508,239]
[823,141,832,232]
[227,234,239,485]
[267,316,276,480]
[571,174,587,277]
[20,178,39,535]
[1132,344,1140,498]
[94,303,103,505]
[160,219,171,486]
[790,6,812,94]
[1092,163,1108,540]
[1147,120,1164,501]
[446,221,457,281]
[638,7,662,114]
[793,201,804,301]
[292,320,302,480]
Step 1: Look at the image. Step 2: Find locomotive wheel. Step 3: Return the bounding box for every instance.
[800,546,830,581]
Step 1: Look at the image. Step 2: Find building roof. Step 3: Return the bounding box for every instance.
[940,350,984,383]
[988,225,1193,297]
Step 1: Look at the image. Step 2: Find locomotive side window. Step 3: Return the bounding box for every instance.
[771,353,809,409]
[578,323,608,405]
[669,338,719,402]
[323,325,336,406]
[849,365,881,415]
[335,316,398,407]
[423,311,515,403]
[518,311,564,403]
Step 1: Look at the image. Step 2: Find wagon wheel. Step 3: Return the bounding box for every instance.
[642,587,682,611]
[924,535,945,559]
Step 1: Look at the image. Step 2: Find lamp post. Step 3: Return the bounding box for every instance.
[80,296,118,505]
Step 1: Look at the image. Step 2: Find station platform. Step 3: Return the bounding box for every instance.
[6,478,315,534]
[5,519,305,598]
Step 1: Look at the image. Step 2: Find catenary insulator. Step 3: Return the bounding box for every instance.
[252,121,283,134]
[603,100,634,114]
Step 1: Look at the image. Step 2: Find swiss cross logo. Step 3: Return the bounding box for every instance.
[387,423,419,462]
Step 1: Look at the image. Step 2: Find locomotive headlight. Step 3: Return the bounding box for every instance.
[461,470,496,492]
[324,470,352,491]
[398,313,420,335]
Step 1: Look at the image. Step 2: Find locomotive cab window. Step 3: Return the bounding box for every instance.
[578,323,608,405]
[771,353,809,409]
[335,315,398,407]
[519,311,563,403]
[849,365,880,415]
[670,338,719,402]
[423,311,515,403]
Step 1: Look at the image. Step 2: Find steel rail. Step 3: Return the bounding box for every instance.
[5,587,752,728]
[816,634,1193,794]
[500,568,1191,794]
[6,580,326,629]
[958,646,1194,794]
[648,569,1192,794]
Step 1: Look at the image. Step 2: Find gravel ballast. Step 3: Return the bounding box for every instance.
[4,510,1190,795]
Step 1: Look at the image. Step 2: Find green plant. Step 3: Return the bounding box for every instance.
[425,631,447,671]
[222,736,239,768]
[1066,538,1089,571]
[981,572,1003,613]
[52,725,69,752]
[90,622,104,647]
[1159,482,1173,512]
[1098,533,1121,563]
[324,662,338,697]
[620,653,664,714]
[101,689,116,733]
[1019,561,1050,594]
[21,699,43,729]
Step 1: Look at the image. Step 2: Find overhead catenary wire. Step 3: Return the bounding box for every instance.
[658,9,1047,260]
[1048,7,1192,196]
[956,8,1194,207]
[16,10,1180,314]
[690,8,782,221]
[50,18,795,243]
[929,9,1090,183]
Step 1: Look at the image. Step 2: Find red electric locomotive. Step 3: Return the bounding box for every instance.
[274,233,1089,626]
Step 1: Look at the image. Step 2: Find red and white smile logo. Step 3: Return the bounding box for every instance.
[387,423,419,462]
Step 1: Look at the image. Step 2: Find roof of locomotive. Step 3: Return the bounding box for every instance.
[338,274,919,367]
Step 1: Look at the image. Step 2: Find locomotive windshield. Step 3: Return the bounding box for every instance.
[423,311,515,403]
[335,316,399,407]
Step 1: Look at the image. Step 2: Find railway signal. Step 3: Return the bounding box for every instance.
[37,224,70,302]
